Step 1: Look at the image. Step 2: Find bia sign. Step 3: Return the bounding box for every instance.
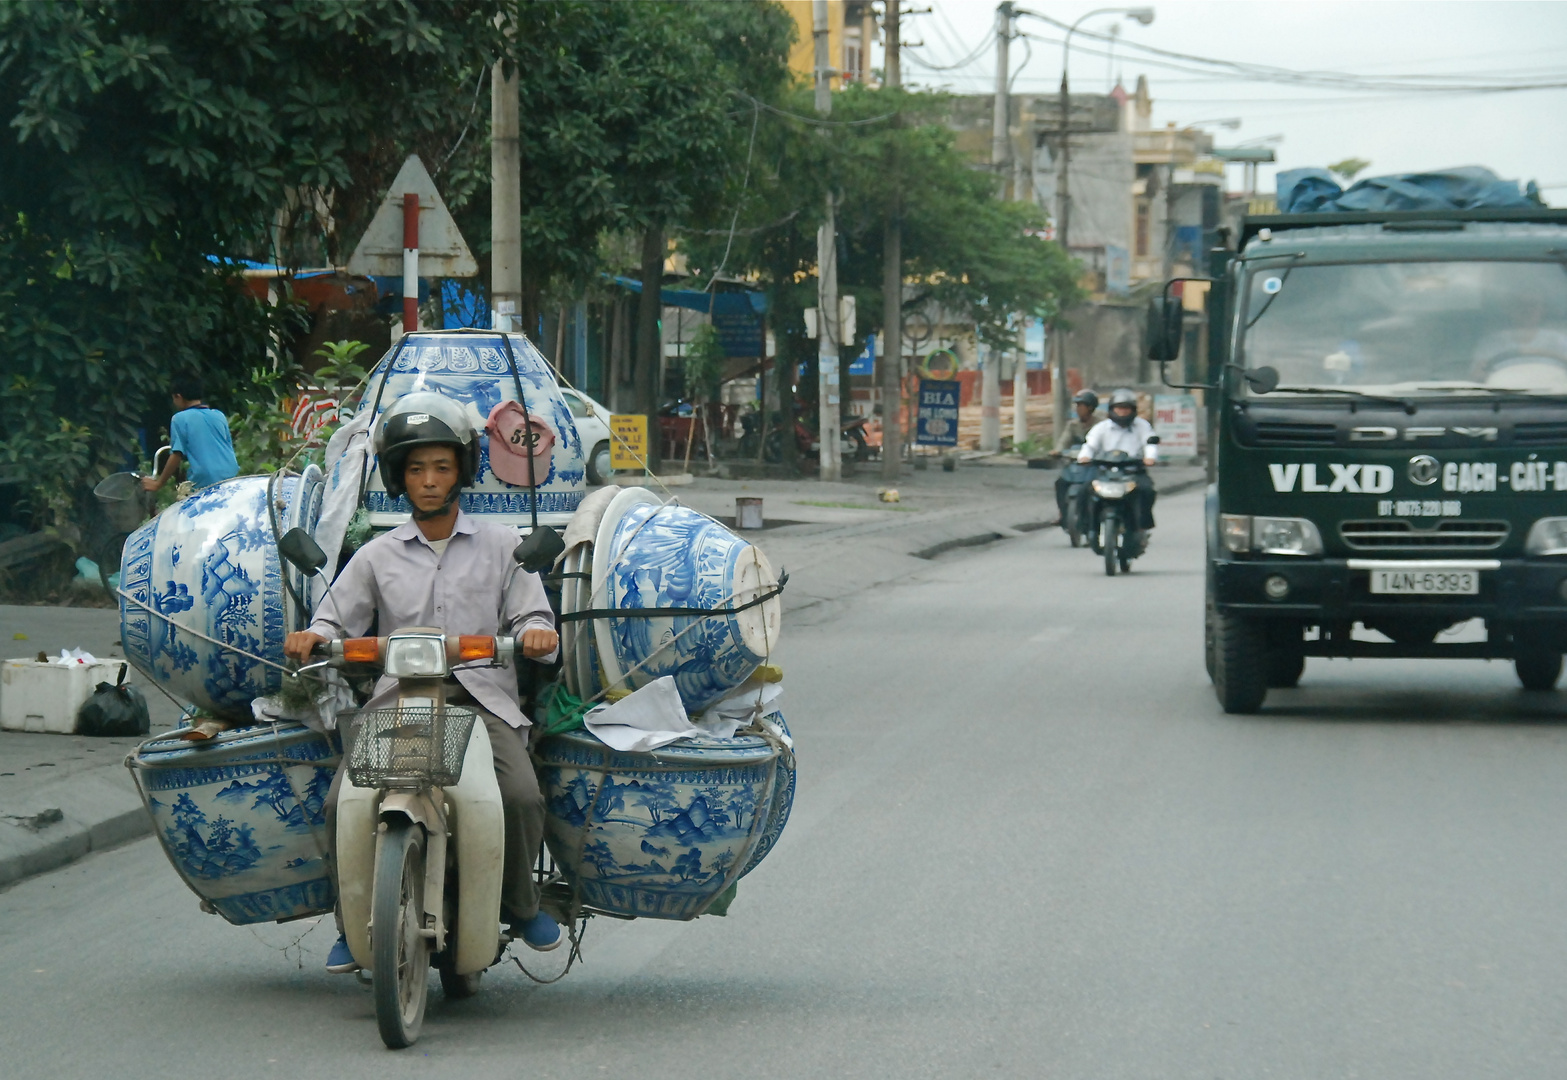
[1268,463,1394,494]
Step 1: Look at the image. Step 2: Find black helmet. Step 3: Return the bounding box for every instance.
[1072,389,1099,411]
[1108,388,1138,428]
[375,391,479,499]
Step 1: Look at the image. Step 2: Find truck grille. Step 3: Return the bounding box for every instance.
[1514,422,1567,446]
[1252,421,1336,447]
[1339,520,1510,551]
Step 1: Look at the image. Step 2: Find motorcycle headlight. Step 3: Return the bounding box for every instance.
[1092,479,1131,498]
[1526,517,1567,556]
[1253,516,1324,556]
[384,633,449,678]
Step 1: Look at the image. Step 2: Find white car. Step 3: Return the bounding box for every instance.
[559,386,613,485]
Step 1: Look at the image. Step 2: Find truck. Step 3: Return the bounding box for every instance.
[1146,203,1567,713]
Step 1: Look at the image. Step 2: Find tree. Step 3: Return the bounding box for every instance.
[0,0,504,546]
[1328,157,1372,184]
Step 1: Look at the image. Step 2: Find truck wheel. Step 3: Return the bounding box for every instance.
[1204,600,1217,683]
[1266,650,1305,689]
[1213,612,1268,714]
[1515,650,1563,691]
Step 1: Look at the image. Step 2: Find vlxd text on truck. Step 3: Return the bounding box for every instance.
[1148,206,1567,712]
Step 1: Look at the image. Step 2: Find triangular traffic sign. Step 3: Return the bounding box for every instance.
[345,154,477,277]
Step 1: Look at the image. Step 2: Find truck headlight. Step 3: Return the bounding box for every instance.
[1253,516,1324,556]
[1220,514,1323,556]
[1092,479,1133,498]
[1526,517,1567,556]
[384,633,449,678]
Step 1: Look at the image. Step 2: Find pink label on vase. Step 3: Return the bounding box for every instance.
[484,400,555,486]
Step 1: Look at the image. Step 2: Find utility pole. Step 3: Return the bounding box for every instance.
[1013,319,1030,447]
[881,0,902,482]
[1051,43,1074,450]
[982,1,1013,454]
[489,56,521,334]
[815,0,842,481]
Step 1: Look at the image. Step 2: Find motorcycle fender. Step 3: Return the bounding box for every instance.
[379,791,448,951]
[446,719,505,975]
[336,777,380,970]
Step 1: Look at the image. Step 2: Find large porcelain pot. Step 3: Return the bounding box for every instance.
[128,722,340,925]
[341,331,586,532]
[589,488,782,712]
[118,469,323,719]
[534,714,794,920]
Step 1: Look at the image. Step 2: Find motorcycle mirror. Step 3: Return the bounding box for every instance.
[1244,366,1280,394]
[278,528,328,577]
[512,528,566,574]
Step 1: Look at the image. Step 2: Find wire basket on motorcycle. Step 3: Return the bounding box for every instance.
[347,705,477,788]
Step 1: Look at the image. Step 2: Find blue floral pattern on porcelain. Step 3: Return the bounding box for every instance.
[129,723,340,924]
[534,714,794,920]
[346,332,585,526]
[119,471,322,719]
[602,502,773,712]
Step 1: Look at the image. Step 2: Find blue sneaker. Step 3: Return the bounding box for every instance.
[509,911,562,952]
[326,934,360,974]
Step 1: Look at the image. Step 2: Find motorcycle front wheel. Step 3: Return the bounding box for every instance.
[1065,502,1082,547]
[1102,507,1119,576]
[373,821,431,1049]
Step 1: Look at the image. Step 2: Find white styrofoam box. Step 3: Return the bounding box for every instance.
[1,659,128,733]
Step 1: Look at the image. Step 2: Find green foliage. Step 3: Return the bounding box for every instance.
[1328,157,1372,184]
[0,0,503,542]
[683,324,726,402]
[311,339,370,395]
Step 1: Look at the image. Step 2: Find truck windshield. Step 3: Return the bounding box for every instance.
[1242,260,1567,395]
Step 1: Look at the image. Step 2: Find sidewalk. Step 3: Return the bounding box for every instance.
[0,459,1207,890]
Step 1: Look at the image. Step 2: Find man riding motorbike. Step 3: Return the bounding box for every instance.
[282,392,562,973]
[1053,390,1101,525]
[1077,388,1159,531]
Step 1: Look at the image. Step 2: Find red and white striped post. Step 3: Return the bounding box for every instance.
[401,192,419,333]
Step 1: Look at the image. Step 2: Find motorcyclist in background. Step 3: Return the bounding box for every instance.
[1077,388,1159,531]
[1053,390,1101,524]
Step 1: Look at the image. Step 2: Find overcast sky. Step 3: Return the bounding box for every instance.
[886,0,1567,202]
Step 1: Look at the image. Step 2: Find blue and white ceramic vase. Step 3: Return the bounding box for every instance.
[128,722,340,924]
[534,715,794,919]
[119,469,323,719]
[590,488,783,712]
[334,331,586,533]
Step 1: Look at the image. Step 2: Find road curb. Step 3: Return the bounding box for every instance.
[0,764,150,890]
[909,475,1208,559]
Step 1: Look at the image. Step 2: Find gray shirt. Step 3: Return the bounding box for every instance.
[306,512,558,729]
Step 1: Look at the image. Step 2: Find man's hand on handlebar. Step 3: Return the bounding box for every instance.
[284,631,327,665]
[520,627,559,659]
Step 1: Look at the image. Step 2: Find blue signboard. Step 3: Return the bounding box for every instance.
[915,378,960,447]
[849,333,876,376]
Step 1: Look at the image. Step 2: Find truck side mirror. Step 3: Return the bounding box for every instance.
[1146,296,1184,364]
[512,527,565,575]
[1244,366,1280,394]
[278,528,328,577]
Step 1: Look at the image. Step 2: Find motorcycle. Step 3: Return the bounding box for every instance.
[1084,450,1150,576]
[293,628,514,1048]
[740,410,871,463]
[1056,446,1094,548]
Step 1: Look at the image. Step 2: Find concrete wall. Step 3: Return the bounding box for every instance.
[1059,303,1146,390]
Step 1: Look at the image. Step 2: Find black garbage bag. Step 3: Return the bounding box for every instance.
[76,663,151,737]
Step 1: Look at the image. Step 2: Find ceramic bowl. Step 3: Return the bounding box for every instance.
[128,722,341,924]
[346,332,586,531]
[591,488,782,713]
[119,469,323,719]
[534,717,793,920]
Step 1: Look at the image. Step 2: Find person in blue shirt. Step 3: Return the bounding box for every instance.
[142,373,240,494]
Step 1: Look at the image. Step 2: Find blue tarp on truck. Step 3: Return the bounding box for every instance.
[1276,166,1544,215]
